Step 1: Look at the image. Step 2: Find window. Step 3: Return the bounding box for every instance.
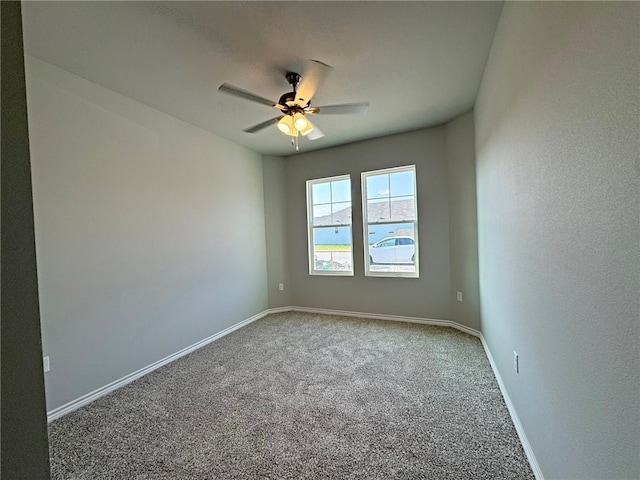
[306,175,353,275]
[362,165,419,277]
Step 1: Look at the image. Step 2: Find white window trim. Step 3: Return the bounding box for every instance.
[306,174,354,276]
[362,165,419,278]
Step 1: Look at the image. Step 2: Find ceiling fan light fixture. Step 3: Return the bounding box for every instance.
[277,116,294,135]
[299,121,314,136]
[293,112,309,131]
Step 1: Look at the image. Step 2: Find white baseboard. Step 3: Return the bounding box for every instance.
[284,305,482,338]
[264,306,293,315]
[480,336,544,480]
[47,310,269,422]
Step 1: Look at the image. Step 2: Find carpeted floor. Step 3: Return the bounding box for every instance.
[48,312,535,479]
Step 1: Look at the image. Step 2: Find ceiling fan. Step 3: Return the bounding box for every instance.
[218,60,369,151]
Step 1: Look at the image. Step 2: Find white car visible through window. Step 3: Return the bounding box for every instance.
[368,236,415,264]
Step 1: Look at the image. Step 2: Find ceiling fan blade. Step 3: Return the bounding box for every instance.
[294,60,333,107]
[219,83,281,108]
[309,102,370,115]
[243,116,283,134]
[306,122,325,141]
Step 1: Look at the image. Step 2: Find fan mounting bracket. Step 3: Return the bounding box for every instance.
[285,72,301,91]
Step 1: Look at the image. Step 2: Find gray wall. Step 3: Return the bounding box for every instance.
[263,155,291,308]
[26,57,269,412]
[445,111,480,331]
[0,3,51,477]
[475,3,639,479]
[285,128,453,321]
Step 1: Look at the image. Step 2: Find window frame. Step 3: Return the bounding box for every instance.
[306,174,354,276]
[362,165,419,278]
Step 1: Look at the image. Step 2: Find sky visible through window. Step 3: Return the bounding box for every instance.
[311,179,350,222]
[366,170,414,200]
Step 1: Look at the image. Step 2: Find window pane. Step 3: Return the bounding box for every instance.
[362,165,418,278]
[312,227,353,272]
[367,223,415,244]
[366,174,389,200]
[331,202,352,224]
[389,171,415,197]
[366,223,416,274]
[331,179,351,203]
[390,196,416,221]
[307,175,353,276]
[312,182,331,205]
[367,199,390,223]
[313,204,332,226]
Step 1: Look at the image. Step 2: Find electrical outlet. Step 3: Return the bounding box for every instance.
[513,351,519,374]
[43,356,50,373]
[456,291,463,302]
[278,283,284,291]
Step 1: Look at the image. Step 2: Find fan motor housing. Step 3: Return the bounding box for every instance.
[279,72,311,110]
[278,91,296,108]
[278,93,310,112]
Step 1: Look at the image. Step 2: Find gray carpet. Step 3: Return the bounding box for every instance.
[48,312,535,479]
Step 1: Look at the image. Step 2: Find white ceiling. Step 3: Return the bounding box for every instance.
[21,1,503,156]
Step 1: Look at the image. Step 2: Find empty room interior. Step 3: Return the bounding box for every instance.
[3,1,639,479]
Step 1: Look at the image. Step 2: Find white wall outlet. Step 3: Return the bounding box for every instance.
[513,351,519,374]
[43,356,50,373]
[278,283,284,291]
[456,291,463,302]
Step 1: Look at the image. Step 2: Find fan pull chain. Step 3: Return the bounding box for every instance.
[295,135,299,152]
